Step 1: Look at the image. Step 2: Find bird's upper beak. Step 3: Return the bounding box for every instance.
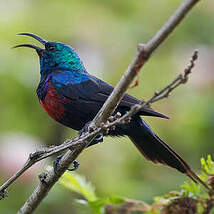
[13,33,47,54]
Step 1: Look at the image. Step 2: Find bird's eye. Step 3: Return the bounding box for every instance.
[49,46,55,51]
[46,44,57,52]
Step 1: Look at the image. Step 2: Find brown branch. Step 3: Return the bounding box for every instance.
[0,0,203,213]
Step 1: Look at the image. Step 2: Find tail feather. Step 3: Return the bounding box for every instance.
[129,133,190,174]
[128,118,210,190]
[140,107,169,119]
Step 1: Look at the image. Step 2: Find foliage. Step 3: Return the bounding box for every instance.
[59,155,214,214]
[59,171,97,202]
[59,172,124,214]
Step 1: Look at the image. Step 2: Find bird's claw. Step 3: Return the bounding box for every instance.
[79,122,104,147]
[78,121,92,137]
[53,154,80,173]
[67,160,80,171]
[88,133,103,147]
[53,155,63,173]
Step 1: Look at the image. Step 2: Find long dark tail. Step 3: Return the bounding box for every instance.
[127,118,209,190]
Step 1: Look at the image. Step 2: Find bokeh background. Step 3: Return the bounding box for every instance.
[0,0,213,213]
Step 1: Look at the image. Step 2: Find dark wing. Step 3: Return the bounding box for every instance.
[53,74,168,119]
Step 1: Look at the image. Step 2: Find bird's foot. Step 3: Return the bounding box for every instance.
[78,121,92,137]
[78,122,104,147]
[88,133,103,147]
[53,154,80,173]
[67,160,80,171]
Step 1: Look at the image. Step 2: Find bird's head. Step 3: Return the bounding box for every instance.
[14,33,87,76]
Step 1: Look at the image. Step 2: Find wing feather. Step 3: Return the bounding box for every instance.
[52,72,168,119]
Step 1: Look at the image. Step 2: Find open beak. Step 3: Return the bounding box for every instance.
[13,33,47,53]
[13,44,43,53]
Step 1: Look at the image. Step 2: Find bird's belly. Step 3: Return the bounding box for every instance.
[40,90,65,122]
[40,88,92,130]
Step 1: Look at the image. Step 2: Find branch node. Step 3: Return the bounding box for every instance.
[0,188,8,200]
[88,122,97,133]
[100,122,105,128]
[137,43,146,52]
[192,49,198,61]
[115,112,122,118]
[38,172,48,185]
[139,45,150,61]
[105,128,110,135]
[108,116,115,122]
[154,91,159,96]
[29,150,46,160]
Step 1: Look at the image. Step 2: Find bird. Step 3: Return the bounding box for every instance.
[14,33,209,189]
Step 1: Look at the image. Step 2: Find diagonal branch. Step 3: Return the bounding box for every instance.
[0,0,203,213]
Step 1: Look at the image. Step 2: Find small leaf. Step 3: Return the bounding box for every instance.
[89,199,108,214]
[201,157,209,173]
[207,155,212,167]
[59,172,97,201]
[108,196,124,204]
[181,181,201,199]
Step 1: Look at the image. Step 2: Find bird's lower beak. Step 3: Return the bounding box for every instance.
[13,44,44,54]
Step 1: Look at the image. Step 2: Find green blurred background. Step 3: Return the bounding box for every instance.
[0,0,213,213]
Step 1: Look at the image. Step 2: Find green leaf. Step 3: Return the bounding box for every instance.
[201,157,209,173]
[207,155,212,167]
[206,155,214,174]
[181,180,201,198]
[200,155,214,174]
[89,199,106,214]
[59,172,125,214]
[107,195,124,204]
[59,172,97,202]
[89,196,125,214]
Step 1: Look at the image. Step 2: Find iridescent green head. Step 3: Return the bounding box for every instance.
[14,33,87,76]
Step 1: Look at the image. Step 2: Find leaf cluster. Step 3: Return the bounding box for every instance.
[59,155,214,214]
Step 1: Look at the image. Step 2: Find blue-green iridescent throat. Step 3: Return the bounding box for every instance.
[40,42,87,75]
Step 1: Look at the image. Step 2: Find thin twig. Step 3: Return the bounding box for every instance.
[0,132,100,196]
[151,50,198,103]
[0,0,203,213]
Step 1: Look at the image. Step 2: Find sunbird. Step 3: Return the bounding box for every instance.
[14,33,208,188]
